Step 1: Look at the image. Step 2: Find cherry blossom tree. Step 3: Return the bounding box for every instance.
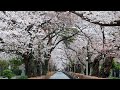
[0,11,120,78]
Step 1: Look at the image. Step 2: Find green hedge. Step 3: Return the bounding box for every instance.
[2,69,14,79]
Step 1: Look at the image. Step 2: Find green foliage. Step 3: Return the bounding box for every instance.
[12,68,22,75]
[18,76,28,79]
[9,57,23,66]
[9,57,23,75]
[0,60,9,75]
[112,60,120,70]
[2,69,14,79]
[112,60,116,68]
[109,76,120,79]
[59,27,79,45]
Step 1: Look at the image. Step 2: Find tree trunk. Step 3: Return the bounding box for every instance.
[42,59,49,75]
[22,51,34,78]
[91,54,102,77]
[91,59,100,77]
[99,56,113,78]
[22,53,29,76]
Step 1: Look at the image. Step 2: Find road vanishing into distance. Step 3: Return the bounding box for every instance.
[49,72,70,79]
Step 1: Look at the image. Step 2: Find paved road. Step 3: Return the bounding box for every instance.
[49,72,70,79]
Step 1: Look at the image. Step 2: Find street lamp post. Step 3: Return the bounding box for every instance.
[86,56,88,75]
[86,40,90,75]
[69,65,71,72]
[74,63,76,73]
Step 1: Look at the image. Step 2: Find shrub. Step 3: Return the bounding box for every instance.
[9,57,23,75]
[18,76,28,79]
[9,57,23,67]
[112,60,120,70]
[12,68,22,75]
[0,60,9,75]
[109,76,120,79]
[2,69,14,79]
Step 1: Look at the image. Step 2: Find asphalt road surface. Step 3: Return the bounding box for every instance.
[49,72,70,79]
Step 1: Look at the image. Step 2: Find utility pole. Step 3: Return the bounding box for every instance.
[101,26,105,62]
[48,60,49,73]
[69,65,71,72]
[86,40,90,75]
[74,63,76,73]
[86,56,88,75]
[40,62,42,76]
[101,26,105,77]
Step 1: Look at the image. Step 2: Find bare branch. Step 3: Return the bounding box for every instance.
[0,48,22,56]
[50,30,79,53]
[66,46,86,66]
[71,11,120,26]
[75,24,101,53]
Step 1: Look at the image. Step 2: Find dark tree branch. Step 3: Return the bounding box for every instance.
[70,11,120,26]
[50,30,79,53]
[75,25,101,53]
[42,24,63,41]
[77,57,86,66]
[0,48,23,56]
[46,29,65,45]
[25,24,34,32]
[53,35,59,44]
[65,46,86,66]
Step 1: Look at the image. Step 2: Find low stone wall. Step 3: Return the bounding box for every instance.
[66,72,106,79]
[63,72,74,79]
